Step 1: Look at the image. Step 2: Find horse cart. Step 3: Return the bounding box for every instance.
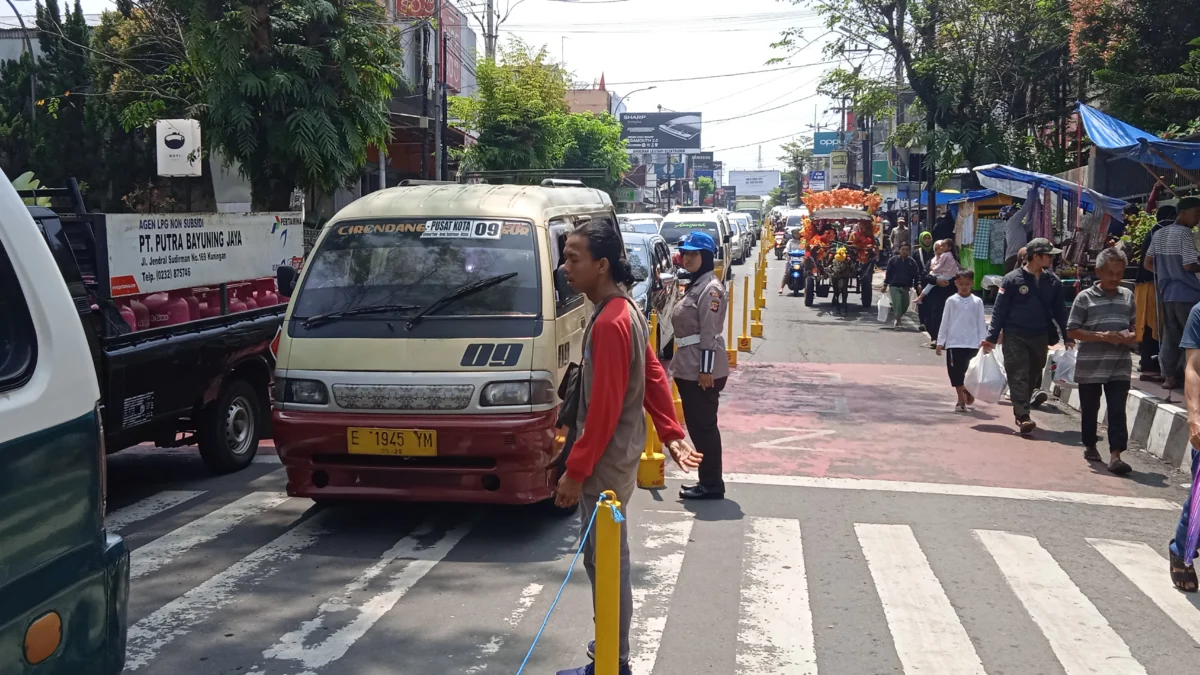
[800,206,879,312]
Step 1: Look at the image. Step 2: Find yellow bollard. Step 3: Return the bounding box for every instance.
[595,491,622,675]
[671,377,684,423]
[738,276,752,352]
[639,312,666,489]
[726,276,738,367]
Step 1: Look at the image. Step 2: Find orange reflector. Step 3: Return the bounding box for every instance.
[24,611,61,664]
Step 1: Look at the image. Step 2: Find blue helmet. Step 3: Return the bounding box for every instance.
[677,231,717,254]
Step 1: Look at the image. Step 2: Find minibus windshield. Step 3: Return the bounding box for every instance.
[659,220,719,245]
[293,219,540,324]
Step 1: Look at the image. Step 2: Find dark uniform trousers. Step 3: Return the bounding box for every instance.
[1001,331,1048,419]
[675,377,727,492]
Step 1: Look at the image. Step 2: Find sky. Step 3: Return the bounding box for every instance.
[3,0,840,175]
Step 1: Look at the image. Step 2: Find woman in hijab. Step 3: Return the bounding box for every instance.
[913,231,936,330]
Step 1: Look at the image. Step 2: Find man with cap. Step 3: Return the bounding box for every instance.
[982,238,1073,434]
[670,231,730,500]
[1145,196,1200,390]
[890,216,910,254]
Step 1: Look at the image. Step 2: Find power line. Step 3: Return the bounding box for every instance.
[705,91,821,125]
[706,132,804,153]
[605,60,828,86]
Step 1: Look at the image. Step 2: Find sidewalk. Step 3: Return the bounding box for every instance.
[1050,356,1192,472]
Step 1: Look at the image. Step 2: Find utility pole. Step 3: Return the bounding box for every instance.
[757,146,763,170]
[433,0,443,181]
[485,0,496,60]
[378,0,393,192]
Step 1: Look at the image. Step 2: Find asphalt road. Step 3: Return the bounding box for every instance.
[105,237,1200,675]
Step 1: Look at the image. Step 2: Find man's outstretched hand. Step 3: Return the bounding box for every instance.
[667,439,703,472]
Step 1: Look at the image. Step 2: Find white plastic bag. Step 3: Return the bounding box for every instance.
[1050,348,1077,388]
[964,350,1007,404]
[876,293,892,322]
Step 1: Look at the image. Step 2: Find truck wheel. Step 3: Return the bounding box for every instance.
[198,379,261,474]
[804,275,815,306]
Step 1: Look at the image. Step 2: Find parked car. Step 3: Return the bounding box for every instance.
[620,219,661,235]
[623,231,680,357]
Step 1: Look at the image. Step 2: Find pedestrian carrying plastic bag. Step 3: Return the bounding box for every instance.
[1049,348,1077,388]
[876,293,891,323]
[964,350,1007,404]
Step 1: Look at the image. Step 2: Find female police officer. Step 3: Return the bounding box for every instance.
[671,231,730,500]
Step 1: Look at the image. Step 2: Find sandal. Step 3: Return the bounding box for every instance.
[1170,545,1198,592]
[1108,459,1133,475]
[1083,447,1102,461]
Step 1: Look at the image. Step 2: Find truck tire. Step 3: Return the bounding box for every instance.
[198,378,261,474]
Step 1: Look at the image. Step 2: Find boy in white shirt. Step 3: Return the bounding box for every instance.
[936,269,988,411]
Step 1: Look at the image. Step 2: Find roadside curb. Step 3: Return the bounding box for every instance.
[1050,379,1192,470]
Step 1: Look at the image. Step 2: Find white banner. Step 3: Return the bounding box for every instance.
[728,170,781,197]
[106,212,304,297]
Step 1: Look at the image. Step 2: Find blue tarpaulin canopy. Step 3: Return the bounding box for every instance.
[1077,102,1200,171]
[972,163,1128,221]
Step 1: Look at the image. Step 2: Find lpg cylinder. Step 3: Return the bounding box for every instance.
[144,292,171,328]
[182,291,201,321]
[164,291,191,325]
[198,289,221,318]
[257,278,279,305]
[236,284,258,310]
[118,302,138,331]
[227,287,248,314]
[128,298,151,330]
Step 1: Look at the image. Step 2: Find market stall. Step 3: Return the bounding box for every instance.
[972,163,1128,297]
[947,189,1012,290]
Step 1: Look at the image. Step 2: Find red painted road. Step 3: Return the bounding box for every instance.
[716,362,1146,497]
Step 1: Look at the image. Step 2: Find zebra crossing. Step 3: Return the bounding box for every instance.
[108,486,1200,674]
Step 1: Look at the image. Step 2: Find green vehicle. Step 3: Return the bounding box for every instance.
[0,170,129,674]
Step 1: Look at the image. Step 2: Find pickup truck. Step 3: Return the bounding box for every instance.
[22,182,284,473]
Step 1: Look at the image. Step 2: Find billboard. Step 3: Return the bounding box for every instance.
[728,170,781,197]
[652,162,685,179]
[808,170,826,192]
[690,152,714,171]
[620,112,702,153]
[813,131,849,156]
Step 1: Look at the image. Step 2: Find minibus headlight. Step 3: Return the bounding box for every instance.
[283,378,329,405]
[481,381,531,406]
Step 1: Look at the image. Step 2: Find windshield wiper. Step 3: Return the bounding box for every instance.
[301,303,421,328]
[405,272,519,331]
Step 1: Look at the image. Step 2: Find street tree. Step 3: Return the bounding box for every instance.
[782,0,1080,180]
[696,176,714,205]
[450,39,570,173]
[1072,0,1200,134]
[91,0,405,211]
[778,137,813,203]
[561,111,630,196]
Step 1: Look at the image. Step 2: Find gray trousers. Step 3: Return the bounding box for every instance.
[1160,301,1194,382]
[1002,332,1048,419]
[580,493,632,665]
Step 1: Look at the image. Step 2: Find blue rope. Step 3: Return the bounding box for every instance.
[514,495,606,675]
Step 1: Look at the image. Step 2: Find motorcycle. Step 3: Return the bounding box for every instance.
[774,232,787,260]
[786,250,805,296]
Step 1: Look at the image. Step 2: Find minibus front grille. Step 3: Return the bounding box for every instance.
[331,384,475,411]
[313,454,496,469]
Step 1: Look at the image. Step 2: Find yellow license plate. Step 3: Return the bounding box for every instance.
[346,428,437,456]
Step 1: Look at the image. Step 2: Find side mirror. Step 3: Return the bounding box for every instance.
[554,267,573,302]
[724,234,732,243]
[658,271,676,286]
[276,265,298,298]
